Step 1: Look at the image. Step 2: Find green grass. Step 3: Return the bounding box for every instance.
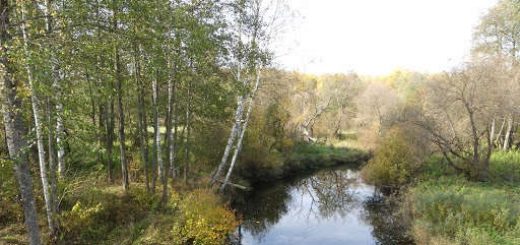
[405,151,520,245]
[490,151,520,183]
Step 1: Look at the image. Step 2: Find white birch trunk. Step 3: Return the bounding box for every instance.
[221,69,261,192]
[503,116,513,151]
[152,77,164,192]
[167,72,176,179]
[211,63,245,185]
[1,1,41,242]
[490,118,496,145]
[55,80,65,177]
[20,4,57,236]
[43,0,65,178]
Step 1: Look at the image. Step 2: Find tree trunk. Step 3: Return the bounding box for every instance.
[496,117,506,146]
[55,90,65,178]
[221,69,261,192]
[167,63,177,182]
[47,99,57,215]
[490,118,496,145]
[20,3,57,237]
[112,4,129,191]
[134,45,150,192]
[184,80,192,184]
[152,74,166,200]
[43,0,66,179]
[106,98,115,183]
[1,1,41,243]
[211,63,245,185]
[503,116,513,151]
[115,49,129,191]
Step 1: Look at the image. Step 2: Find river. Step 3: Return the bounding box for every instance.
[230,166,414,245]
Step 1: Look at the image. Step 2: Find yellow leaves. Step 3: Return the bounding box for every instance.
[172,189,238,245]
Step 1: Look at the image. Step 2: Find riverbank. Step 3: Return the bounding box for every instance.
[401,152,520,245]
[0,173,237,245]
[235,143,370,186]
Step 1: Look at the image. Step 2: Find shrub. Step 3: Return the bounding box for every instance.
[172,189,237,245]
[361,129,422,187]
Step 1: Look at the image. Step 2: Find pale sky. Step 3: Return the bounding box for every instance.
[274,0,498,75]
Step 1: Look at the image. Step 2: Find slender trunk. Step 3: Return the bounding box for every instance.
[221,69,261,192]
[184,80,192,184]
[134,45,150,192]
[43,0,66,179]
[47,99,57,215]
[172,110,179,181]
[503,116,513,151]
[1,1,41,243]
[496,117,506,146]
[115,49,128,191]
[87,74,97,126]
[167,63,176,182]
[151,84,157,193]
[152,74,166,200]
[211,95,245,185]
[106,98,115,183]
[20,4,57,237]
[112,3,129,191]
[55,91,65,177]
[490,118,496,145]
[211,63,244,185]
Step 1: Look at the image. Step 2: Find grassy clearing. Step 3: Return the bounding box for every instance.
[404,151,520,245]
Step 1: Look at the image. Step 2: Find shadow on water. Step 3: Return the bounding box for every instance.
[229,165,414,245]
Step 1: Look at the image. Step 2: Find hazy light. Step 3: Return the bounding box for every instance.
[275,0,498,75]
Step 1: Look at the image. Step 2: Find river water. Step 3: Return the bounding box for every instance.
[230,166,414,245]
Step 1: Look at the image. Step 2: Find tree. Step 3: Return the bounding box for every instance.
[473,0,520,150]
[0,0,41,243]
[18,0,57,237]
[418,62,507,180]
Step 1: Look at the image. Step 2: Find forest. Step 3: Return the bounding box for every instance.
[0,0,519,245]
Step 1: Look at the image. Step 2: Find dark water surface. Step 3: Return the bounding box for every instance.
[230,166,414,245]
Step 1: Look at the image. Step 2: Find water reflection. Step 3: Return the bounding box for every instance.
[231,167,414,245]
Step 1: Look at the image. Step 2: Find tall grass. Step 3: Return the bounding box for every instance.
[402,151,520,244]
[490,151,520,183]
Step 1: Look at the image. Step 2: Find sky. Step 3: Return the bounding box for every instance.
[273,0,498,75]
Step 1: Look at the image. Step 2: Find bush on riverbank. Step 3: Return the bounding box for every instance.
[361,129,424,188]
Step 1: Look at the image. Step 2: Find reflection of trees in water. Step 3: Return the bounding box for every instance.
[232,183,292,240]
[297,169,361,219]
[232,168,414,244]
[233,168,364,242]
[363,195,415,245]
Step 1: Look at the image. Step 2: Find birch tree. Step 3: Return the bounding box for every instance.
[19,1,57,237]
[0,0,41,243]
[215,0,281,190]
